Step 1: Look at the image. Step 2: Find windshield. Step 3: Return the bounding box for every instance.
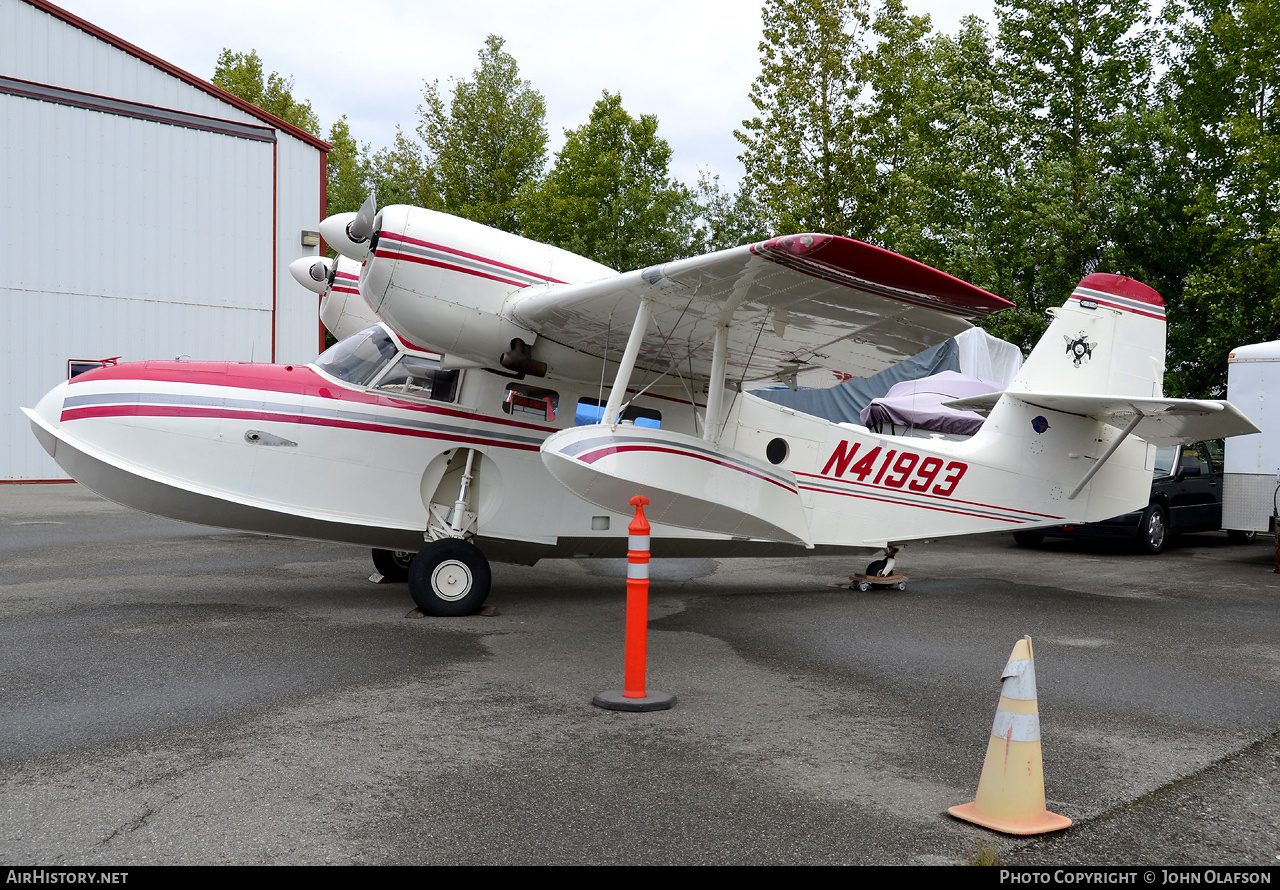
[314,325,398,386]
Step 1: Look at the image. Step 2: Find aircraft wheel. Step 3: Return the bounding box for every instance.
[1226,529,1257,545]
[1012,531,1045,548]
[865,558,887,577]
[408,539,491,616]
[371,548,415,583]
[1138,505,1168,555]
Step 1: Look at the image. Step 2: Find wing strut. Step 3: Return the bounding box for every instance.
[602,299,654,426]
[1066,415,1142,500]
[703,325,730,441]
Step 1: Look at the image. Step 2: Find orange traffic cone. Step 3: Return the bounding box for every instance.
[949,635,1072,835]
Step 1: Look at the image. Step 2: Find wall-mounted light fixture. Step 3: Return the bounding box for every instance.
[301,230,321,247]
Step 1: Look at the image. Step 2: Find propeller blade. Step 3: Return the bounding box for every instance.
[347,194,376,244]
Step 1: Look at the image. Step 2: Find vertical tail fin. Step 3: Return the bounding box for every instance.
[1008,273,1166,398]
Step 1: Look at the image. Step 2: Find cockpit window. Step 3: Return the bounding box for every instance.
[373,354,459,403]
[314,325,398,386]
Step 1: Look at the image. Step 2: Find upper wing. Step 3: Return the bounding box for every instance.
[505,234,1012,384]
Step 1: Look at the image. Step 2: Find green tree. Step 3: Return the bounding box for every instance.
[325,116,371,216]
[736,0,875,236]
[523,92,700,270]
[410,34,548,232]
[994,0,1155,320]
[691,172,769,253]
[1154,0,1280,396]
[212,49,321,136]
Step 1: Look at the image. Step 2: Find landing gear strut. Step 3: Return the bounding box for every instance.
[409,448,492,616]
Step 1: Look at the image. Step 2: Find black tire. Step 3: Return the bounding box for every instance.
[371,548,415,583]
[408,539,491,616]
[1012,531,1045,548]
[1226,529,1258,545]
[1137,505,1168,555]
[865,558,887,577]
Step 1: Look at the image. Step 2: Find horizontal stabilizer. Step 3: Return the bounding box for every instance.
[946,392,1260,444]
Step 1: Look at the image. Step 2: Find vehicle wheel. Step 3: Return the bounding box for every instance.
[865,558,887,577]
[896,581,906,591]
[408,539,491,616]
[1226,529,1258,545]
[856,581,871,592]
[1012,531,1045,548]
[1137,505,1168,555]
[371,548,415,583]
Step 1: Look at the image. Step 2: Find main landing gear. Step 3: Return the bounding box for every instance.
[408,538,491,616]
[395,446,493,616]
[369,541,492,616]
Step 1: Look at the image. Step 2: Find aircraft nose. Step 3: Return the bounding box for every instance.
[24,379,71,458]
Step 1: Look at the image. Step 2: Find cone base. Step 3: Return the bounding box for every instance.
[593,690,676,711]
[948,801,1072,836]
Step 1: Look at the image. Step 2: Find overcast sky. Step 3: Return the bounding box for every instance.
[55,0,996,189]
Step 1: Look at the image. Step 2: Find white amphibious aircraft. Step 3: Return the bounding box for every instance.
[25,198,1258,615]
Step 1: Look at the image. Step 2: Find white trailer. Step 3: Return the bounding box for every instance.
[1223,341,1280,533]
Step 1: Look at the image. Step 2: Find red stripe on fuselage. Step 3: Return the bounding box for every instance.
[66,362,560,434]
[793,469,1063,519]
[58,404,540,452]
[796,483,1025,523]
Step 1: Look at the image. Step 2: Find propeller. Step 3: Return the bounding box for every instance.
[289,256,334,294]
[347,194,377,244]
[318,192,379,261]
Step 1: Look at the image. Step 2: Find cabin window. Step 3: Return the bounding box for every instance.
[373,355,459,403]
[503,384,559,422]
[574,397,661,428]
[314,325,398,386]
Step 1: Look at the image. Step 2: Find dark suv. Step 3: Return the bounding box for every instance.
[1012,440,1252,554]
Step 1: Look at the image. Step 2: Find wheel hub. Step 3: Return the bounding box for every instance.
[431,559,473,601]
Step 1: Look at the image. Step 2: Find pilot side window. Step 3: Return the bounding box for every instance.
[574,397,661,429]
[373,355,459,403]
[503,384,559,422]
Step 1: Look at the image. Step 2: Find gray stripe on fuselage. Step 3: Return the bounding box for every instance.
[62,391,543,446]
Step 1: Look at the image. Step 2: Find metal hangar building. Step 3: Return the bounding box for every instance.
[1,0,330,480]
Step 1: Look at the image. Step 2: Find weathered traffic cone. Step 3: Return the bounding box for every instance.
[948,635,1071,834]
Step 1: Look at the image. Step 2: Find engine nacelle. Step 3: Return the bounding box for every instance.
[318,211,370,261]
[289,256,332,294]
[319,255,380,342]
[360,205,615,371]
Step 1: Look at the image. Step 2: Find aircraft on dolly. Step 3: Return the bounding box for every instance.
[25,197,1258,616]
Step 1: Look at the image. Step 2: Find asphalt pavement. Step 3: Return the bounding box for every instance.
[1,483,1277,865]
